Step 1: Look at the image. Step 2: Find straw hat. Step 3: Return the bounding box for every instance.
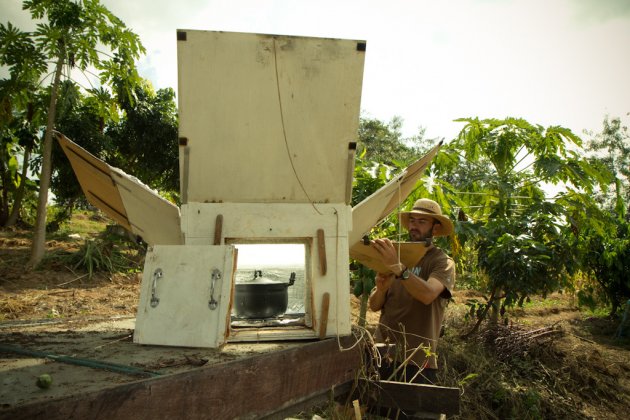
[399,198,454,237]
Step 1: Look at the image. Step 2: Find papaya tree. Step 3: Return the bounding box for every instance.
[567,182,630,316]
[0,20,48,227]
[425,117,609,334]
[571,116,630,316]
[0,0,145,266]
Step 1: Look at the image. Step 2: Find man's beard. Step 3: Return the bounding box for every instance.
[409,229,432,242]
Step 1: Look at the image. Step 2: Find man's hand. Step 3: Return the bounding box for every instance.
[369,272,394,312]
[371,238,404,276]
[375,272,394,292]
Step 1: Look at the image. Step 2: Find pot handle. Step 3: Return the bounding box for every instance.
[288,272,296,286]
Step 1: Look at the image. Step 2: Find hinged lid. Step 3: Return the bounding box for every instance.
[177,30,366,204]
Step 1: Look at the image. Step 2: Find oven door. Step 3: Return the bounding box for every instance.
[134,244,235,348]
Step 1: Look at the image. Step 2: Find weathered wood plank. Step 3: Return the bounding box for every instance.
[2,337,362,420]
[362,379,460,415]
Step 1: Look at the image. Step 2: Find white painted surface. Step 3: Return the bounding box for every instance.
[134,245,235,348]
[57,133,182,246]
[181,202,352,338]
[177,30,365,204]
[111,168,183,245]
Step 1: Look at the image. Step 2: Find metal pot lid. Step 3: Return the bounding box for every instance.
[235,270,295,285]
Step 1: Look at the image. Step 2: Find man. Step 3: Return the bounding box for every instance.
[368,198,455,384]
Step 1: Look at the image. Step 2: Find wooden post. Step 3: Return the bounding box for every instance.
[214,214,223,245]
[319,292,330,339]
[317,228,327,276]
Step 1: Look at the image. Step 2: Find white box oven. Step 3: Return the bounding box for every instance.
[59,29,441,349]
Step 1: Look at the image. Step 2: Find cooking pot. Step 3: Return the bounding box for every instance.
[233,270,296,319]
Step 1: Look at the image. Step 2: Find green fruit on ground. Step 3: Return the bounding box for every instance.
[36,374,53,389]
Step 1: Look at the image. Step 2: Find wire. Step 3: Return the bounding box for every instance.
[0,344,161,377]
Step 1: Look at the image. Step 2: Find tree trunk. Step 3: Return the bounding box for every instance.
[461,285,498,339]
[28,54,64,267]
[5,144,32,227]
[489,290,502,326]
[0,171,9,225]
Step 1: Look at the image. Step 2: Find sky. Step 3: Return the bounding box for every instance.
[2,0,630,142]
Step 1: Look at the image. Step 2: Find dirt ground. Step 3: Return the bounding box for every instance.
[1,229,630,418]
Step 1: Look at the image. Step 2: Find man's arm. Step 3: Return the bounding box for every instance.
[399,273,445,305]
[370,238,445,305]
[368,272,394,311]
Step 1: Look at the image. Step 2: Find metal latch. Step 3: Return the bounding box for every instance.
[209,268,221,310]
[150,268,163,308]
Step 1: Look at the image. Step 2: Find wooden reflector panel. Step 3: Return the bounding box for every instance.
[56,132,182,245]
[349,142,442,248]
[349,242,428,274]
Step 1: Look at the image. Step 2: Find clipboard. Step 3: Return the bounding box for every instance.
[349,241,429,274]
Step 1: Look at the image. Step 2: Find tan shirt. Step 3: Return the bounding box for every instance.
[374,246,455,369]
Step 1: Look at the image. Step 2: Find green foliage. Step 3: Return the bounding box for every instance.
[562,117,630,316]
[0,22,47,83]
[107,82,179,193]
[48,80,179,211]
[570,189,630,316]
[1,0,146,263]
[22,0,145,99]
[73,238,118,278]
[0,75,45,226]
[585,116,630,209]
[428,117,607,329]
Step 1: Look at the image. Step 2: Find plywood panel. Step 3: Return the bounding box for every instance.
[350,242,429,274]
[181,202,350,240]
[111,170,183,245]
[177,30,365,203]
[56,132,130,230]
[56,133,182,246]
[134,245,235,348]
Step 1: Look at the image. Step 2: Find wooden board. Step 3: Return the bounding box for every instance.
[349,242,429,274]
[56,132,183,246]
[363,379,460,415]
[56,132,130,230]
[4,337,362,420]
[177,30,366,204]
